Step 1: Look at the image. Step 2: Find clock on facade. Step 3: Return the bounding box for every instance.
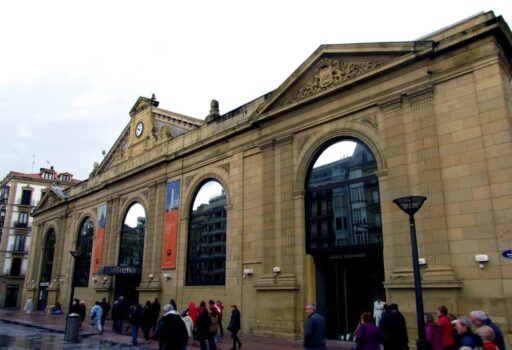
[135,122,144,137]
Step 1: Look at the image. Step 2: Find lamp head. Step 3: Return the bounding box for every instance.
[393,196,427,215]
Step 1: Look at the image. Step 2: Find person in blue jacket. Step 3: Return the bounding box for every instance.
[303,304,326,350]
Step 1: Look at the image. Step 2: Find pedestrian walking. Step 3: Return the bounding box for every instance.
[354,311,382,350]
[170,298,178,313]
[69,298,81,315]
[129,304,143,345]
[215,300,224,337]
[118,296,129,334]
[155,304,189,350]
[24,297,33,314]
[227,304,242,350]
[425,312,443,350]
[303,304,326,350]
[379,303,408,350]
[455,316,483,349]
[112,300,121,332]
[90,301,103,335]
[151,298,161,331]
[208,301,219,350]
[99,297,111,329]
[436,305,456,350]
[470,310,506,350]
[78,301,86,325]
[188,301,198,327]
[196,301,211,350]
[141,301,153,342]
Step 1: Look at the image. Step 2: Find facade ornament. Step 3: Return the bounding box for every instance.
[206,99,220,123]
[359,115,379,131]
[285,58,385,105]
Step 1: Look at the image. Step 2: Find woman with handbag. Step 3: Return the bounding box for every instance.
[354,312,382,350]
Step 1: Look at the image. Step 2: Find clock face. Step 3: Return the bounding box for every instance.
[135,122,144,137]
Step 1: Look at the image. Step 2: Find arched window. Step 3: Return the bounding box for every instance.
[306,139,382,253]
[41,229,56,282]
[74,217,94,287]
[119,203,146,268]
[186,180,226,285]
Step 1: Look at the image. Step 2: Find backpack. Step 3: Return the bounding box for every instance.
[208,314,219,333]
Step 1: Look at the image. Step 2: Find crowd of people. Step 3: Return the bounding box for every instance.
[66,296,242,350]
[302,303,507,350]
[351,304,506,350]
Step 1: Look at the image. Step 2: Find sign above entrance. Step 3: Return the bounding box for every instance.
[502,249,512,259]
[98,266,141,275]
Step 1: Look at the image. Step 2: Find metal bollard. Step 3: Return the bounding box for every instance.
[64,313,81,342]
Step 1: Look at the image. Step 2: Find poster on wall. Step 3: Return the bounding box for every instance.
[92,204,107,274]
[162,180,180,269]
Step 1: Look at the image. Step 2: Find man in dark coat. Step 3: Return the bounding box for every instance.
[99,297,111,329]
[155,304,189,350]
[303,304,326,350]
[379,303,409,350]
[151,298,161,331]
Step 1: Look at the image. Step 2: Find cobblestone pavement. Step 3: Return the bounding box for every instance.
[0,309,353,349]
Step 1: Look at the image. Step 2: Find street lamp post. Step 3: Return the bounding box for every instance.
[69,250,80,310]
[393,196,429,350]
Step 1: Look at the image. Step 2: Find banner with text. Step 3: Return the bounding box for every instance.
[92,204,107,274]
[162,181,180,269]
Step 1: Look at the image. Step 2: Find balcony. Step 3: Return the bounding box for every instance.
[17,199,36,207]
[13,221,30,229]
[9,244,27,254]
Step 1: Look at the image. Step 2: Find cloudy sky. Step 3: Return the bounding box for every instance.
[1,0,511,180]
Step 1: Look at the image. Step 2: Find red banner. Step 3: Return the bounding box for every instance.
[92,227,105,273]
[162,210,178,269]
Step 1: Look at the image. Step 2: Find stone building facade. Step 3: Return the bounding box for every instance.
[23,12,511,345]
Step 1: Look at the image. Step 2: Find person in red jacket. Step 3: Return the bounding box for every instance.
[436,305,455,350]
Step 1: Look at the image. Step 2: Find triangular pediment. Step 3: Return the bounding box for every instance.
[34,186,68,213]
[96,103,204,175]
[129,95,159,117]
[257,42,431,115]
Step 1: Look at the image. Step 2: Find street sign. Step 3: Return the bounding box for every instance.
[502,249,512,259]
[97,266,141,275]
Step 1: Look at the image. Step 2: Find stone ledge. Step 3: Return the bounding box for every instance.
[384,266,462,289]
[254,273,301,291]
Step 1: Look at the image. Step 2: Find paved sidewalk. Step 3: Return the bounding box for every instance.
[0,309,353,349]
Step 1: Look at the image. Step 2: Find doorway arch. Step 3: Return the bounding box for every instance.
[115,202,146,305]
[305,138,385,339]
[38,228,56,310]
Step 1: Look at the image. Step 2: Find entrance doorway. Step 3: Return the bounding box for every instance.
[4,284,19,308]
[115,202,146,306]
[114,274,141,307]
[314,251,385,339]
[37,285,49,311]
[305,139,386,340]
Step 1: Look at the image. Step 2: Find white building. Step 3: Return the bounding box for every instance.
[0,167,78,308]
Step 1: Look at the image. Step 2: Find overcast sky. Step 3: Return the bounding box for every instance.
[1,1,511,180]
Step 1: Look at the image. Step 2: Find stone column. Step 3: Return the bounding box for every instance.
[277,135,295,271]
[379,95,412,271]
[260,140,276,271]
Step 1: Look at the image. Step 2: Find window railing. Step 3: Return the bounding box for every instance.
[13,221,30,228]
[17,198,36,206]
[9,244,26,253]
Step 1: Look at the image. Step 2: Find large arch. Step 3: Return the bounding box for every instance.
[185,178,227,286]
[303,136,386,339]
[38,228,56,310]
[295,127,386,192]
[114,201,147,305]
